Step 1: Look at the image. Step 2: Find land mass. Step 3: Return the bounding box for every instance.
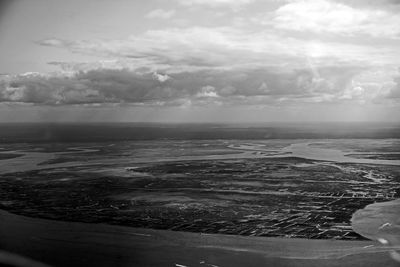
[0,209,398,267]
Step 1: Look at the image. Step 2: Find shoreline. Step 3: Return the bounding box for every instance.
[351,198,400,263]
[0,209,398,267]
[352,198,400,244]
[1,139,400,266]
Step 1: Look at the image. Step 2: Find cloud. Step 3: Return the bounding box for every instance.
[336,0,400,9]
[0,66,383,106]
[333,68,400,102]
[2,85,25,101]
[386,72,400,98]
[27,11,400,110]
[268,0,400,38]
[0,70,187,105]
[152,72,170,82]
[145,9,175,19]
[39,38,71,47]
[38,26,397,74]
[196,86,219,98]
[175,0,255,9]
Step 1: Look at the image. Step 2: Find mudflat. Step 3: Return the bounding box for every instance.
[0,210,398,267]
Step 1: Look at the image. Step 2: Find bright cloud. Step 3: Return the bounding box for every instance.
[29,20,400,108]
[38,26,399,72]
[152,72,171,82]
[2,0,400,122]
[175,0,255,9]
[196,86,219,98]
[145,9,176,19]
[269,0,400,38]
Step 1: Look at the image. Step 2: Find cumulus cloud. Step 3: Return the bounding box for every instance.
[18,3,400,110]
[175,0,255,9]
[2,0,400,123]
[152,72,170,82]
[267,0,400,38]
[1,66,387,106]
[2,85,25,101]
[196,86,219,98]
[145,9,176,19]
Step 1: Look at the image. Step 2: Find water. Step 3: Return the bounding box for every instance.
[280,142,400,165]
[352,199,400,262]
[230,141,400,166]
[1,140,400,175]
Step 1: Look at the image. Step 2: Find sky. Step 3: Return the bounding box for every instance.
[1,0,400,123]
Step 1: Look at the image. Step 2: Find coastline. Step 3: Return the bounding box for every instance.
[1,139,400,266]
[352,198,400,244]
[0,209,398,267]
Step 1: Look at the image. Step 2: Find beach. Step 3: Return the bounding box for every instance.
[352,199,400,249]
[0,209,399,267]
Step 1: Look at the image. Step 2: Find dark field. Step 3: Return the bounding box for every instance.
[1,151,400,240]
[0,153,23,160]
[1,124,400,244]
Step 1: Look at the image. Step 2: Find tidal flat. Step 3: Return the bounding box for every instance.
[1,139,400,242]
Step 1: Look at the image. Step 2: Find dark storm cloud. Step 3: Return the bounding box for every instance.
[0,66,369,106]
